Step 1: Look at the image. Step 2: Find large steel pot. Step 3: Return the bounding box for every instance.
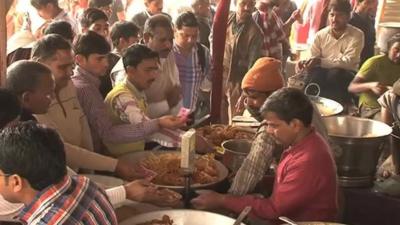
[221,139,252,172]
[120,209,246,225]
[323,116,392,187]
[378,22,400,53]
[311,96,343,117]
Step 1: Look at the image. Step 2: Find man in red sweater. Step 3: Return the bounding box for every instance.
[191,88,338,224]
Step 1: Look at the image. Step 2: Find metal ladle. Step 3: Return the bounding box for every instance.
[279,216,299,225]
[233,206,251,225]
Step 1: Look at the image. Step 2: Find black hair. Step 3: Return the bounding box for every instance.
[0,89,21,129]
[30,0,58,9]
[110,21,140,47]
[43,21,74,42]
[80,7,109,29]
[123,44,159,70]
[6,60,52,97]
[143,14,173,36]
[89,0,113,8]
[73,31,111,58]
[328,0,352,16]
[175,11,199,29]
[387,33,400,53]
[31,34,72,62]
[261,88,313,126]
[0,121,66,190]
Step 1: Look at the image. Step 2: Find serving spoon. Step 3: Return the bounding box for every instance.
[233,206,252,225]
[279,216,299,225]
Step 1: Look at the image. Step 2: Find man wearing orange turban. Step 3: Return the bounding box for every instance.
[197,57,285,198]
[239,57,285,121]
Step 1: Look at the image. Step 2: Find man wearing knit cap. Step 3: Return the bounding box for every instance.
[229,57,284,196]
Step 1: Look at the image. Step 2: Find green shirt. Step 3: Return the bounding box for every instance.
[358,55,400,108]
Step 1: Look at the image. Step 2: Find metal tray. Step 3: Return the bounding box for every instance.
[120,151,229,191]
[120,209,246,225]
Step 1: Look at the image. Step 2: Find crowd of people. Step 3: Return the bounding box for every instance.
[1,0,400,224]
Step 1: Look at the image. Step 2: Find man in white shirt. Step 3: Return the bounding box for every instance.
[112,14,182,118]
[297,0,364,107]
[27,0,78,37]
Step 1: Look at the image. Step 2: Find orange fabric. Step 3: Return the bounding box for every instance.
[241,57,284,92]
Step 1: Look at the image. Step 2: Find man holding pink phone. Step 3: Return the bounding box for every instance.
[105,44,188,156]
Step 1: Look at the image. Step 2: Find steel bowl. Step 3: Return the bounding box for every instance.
[119,151,228,192]
[311,96,343,117]
[120,209,246,225]
[323,116,392,187]
[221,139,252,172]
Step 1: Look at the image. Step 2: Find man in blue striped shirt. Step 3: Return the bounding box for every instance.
[173,12,212,118]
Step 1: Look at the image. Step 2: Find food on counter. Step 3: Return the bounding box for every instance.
[136,215,174,225]
[315,103,336,116]
[155,188,182,202]
[196,125,255,146]
[141,153,219,186]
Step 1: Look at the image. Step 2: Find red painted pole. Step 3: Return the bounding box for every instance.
[210,0,231,123]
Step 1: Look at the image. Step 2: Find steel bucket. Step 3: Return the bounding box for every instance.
[221,139,252,172]
[378,23,400,53]
[323,116,392,187]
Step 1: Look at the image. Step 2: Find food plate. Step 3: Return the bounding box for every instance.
[119,151,228,191]
[120,209,246,225]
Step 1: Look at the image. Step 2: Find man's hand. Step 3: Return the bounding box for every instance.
[124,180,182,206]
[190,190,226,210]
[369,82,388,96]
[297,58,321,72]
[235,93,246,115]
[115,159,141,181]
[124,179,156,202]
[158,115,186,129]
[305,57,321,70]
[166,86,182,108]
[290,9,303,24]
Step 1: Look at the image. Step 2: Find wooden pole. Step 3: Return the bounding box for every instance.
[0,0,7,87]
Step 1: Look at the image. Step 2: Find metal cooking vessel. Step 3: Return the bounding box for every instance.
[310,96,343,117]
[378,22,400,53]
[119,151,229,192]
[221,139,252,172]
[323,116,392,187]
[120,209,246,225]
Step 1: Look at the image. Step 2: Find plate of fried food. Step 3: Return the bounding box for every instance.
[120,151,229,191]
[121,209,246,225]
[196,125,256,147]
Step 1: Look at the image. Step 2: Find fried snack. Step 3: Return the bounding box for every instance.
[136,215,174,225]
[197,125,255,146]
[141,153,219,186]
